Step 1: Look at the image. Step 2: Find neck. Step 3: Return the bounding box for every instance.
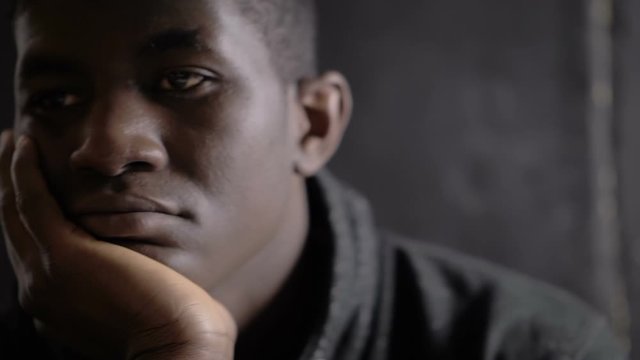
[234,176,333,360]
[212,176,310,329]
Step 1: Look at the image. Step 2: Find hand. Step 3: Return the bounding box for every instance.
[0,131,237,359]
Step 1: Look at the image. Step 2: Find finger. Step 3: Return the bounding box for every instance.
[0,130,37,262]
[11,136,80,248]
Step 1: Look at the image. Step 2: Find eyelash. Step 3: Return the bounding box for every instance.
[158,69,215,92]
[26,90,84,115]
[26,68,218,113]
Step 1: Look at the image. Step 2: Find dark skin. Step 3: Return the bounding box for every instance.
[3,0,352,358]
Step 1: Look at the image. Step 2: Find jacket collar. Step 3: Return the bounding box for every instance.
[302,171,381,360]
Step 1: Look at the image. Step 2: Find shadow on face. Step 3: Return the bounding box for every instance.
[13,0,306,292]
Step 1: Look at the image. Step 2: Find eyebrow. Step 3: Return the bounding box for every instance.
[17,28,212,81]
[139,28,211,55]
[19,55,84,80]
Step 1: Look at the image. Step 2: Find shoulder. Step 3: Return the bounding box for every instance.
[378,233,627,360]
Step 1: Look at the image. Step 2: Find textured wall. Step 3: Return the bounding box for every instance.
[320,0,596,303]
[617,0,640,356]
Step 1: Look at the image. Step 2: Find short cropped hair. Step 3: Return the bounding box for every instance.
[10,0,318,83]
[237,0,317,82]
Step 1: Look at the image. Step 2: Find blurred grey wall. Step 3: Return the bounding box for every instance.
[0,0,638,356]
[320,0,594,300]
[617,0,640,356]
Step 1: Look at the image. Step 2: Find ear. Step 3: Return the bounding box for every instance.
[292,71,353,177]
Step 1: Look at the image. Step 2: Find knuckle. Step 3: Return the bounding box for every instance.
[14,190,27,212]
[18,288,39,315]
[17,275,50,318]
[13,247,79,321]
[17,290,37,315]
[14,189,38,217]
[14,256,60,319]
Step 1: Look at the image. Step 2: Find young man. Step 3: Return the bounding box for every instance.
[0,0,627,359]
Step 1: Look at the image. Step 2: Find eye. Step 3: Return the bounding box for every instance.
[27,90,84,113]
[158,69,213,92]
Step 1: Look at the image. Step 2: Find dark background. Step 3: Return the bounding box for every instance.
[1,0,639,357]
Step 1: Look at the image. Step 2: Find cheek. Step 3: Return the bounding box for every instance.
[179,106,293,220]
[23,126,79,201]
[164,129,294,289]
[17,111,83,169]
[168,81,293,195]
[227,98,293,208]
[169,93,295,274]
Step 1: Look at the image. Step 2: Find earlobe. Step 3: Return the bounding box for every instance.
[293,71,353,177]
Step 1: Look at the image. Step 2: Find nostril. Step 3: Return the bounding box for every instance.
[71,156,162,177]
[123,161,157,173]
[70,135,168,176]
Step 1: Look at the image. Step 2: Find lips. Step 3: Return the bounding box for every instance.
[71,194,181,216]
[70,194,185,246]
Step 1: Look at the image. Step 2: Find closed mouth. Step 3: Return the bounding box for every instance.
[71,194,182,217]
[70,195,186,246]
[75,211,183,247]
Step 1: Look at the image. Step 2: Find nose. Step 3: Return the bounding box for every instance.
[70,93,168,177]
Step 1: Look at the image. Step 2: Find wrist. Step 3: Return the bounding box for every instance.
[127,329,235,360]
[127,301,237,360]
[128,341,233,360]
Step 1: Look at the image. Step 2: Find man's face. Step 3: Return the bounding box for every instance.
[13,0,303,292]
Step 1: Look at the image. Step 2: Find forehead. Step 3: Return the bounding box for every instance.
[14,0,267,70]
[17,0,227,43]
